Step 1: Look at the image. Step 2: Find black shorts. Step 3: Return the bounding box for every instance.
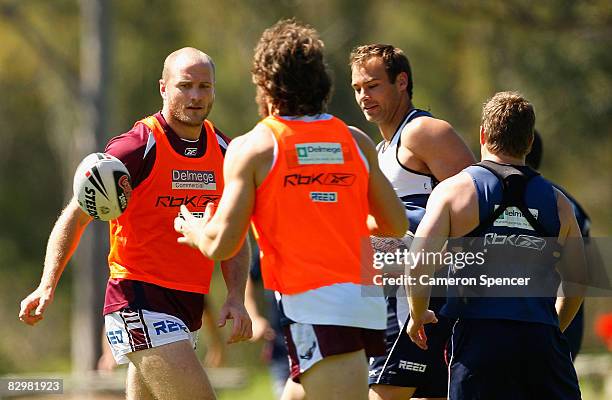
[448,318,581,400]
[368,296,452,398]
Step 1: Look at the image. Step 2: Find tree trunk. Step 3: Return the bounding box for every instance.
[71,0,111,374]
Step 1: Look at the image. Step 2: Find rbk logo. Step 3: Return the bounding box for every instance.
[484,233,547,251]
[184,148,197,156]
[283,172,356,187]
[156,194,221,208]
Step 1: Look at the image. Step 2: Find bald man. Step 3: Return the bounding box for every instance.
[19,47,252,400]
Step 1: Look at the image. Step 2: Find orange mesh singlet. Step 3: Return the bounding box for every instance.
[251,115,372,295]
[108,115,224,293]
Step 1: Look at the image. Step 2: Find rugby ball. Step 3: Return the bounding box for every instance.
[73,153,132,221]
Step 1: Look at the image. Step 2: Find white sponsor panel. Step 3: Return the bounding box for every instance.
[172,169,216,190]
[310,191,337,202]
[493,206,539,230]
[296,142,344,165]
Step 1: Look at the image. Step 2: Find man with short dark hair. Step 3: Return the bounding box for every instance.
[350,44,475,400]
[407,91,584,399]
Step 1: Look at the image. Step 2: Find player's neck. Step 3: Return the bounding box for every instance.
[161,110,202,141]
[378,99,413,142]
[482,148,526,166]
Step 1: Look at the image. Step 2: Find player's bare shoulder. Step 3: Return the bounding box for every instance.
[226,123,276,185]
[348,125,376,147]
[228,124,275,160]
[347,125,377,161]
[401,115,456,149]
[431,170,471,199]
[553,186,581,240]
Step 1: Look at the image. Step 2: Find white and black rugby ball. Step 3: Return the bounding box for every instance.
[73,153,132,221]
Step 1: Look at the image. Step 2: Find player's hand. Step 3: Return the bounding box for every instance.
[203,339,226,368]
[175,203,215,248]
[250,315,276,342]
[96,351,117,373]
[218,296,252,344]
[406,309,438,350]
[19,286,54,326]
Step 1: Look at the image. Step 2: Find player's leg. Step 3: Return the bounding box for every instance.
[369,384,415,400]
[105,308,214,399]
[448,319,524,400]
[126,362,155,400]
[283,323,385,400]
[300,349,369,400]
[127,339,216,400]
[280,378,306,400]
[525,323,581,399]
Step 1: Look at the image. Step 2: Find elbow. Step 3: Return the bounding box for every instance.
[389,216,409,237]
[199,236,241,261]
[201,243,233,261]
[397,216,410,237]
[379,216,409,238]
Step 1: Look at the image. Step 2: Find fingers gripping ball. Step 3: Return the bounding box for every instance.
[73,153,132,221]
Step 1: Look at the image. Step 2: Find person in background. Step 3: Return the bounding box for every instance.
[526,130,590,361]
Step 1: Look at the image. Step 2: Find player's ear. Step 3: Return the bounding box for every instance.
[526,132,534,153]
[159,79,167,100]
[479,126,486,145]
[396,72,408,91]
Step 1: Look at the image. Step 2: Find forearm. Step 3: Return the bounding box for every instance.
[39,199,91,290]
[556,296,583,332]
[220,239,251,301]
[407,262,433,321]
[244,275,263,319]
[196,212,249,260]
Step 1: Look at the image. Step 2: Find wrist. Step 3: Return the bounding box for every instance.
[226,291,245,303]
[38,281,56,293]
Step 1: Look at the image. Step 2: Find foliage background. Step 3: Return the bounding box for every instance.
[0,0,610,396]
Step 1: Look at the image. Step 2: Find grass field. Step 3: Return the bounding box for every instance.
[217,368,275,400]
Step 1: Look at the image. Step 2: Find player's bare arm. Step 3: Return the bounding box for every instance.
[348,126,408,237]
[219,240,253,343]
[19,197,92,325]
[554,188,586,332]
[176,126,272,259]
[400,117,475,180]
[405,180,456,349]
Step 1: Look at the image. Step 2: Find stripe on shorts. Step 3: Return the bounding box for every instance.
[119,308,153,352]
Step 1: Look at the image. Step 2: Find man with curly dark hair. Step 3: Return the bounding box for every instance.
[175,19,409,400]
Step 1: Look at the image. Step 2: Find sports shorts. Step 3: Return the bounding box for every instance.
[104,308,198,364]
[448,318,581,400]
[368,296,452,398]
[283,322,385,382]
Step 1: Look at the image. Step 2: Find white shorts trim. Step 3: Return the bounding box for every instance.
[290,323,324,374]
[104,309,198,364]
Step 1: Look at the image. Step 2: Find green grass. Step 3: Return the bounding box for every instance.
[217,368,275,400]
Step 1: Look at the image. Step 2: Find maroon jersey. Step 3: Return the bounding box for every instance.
[102,112,230,331]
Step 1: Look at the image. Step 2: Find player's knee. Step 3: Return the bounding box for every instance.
[369,384,416,400]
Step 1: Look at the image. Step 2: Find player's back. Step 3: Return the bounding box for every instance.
[251,114,371,295]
